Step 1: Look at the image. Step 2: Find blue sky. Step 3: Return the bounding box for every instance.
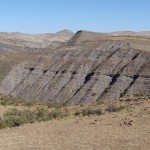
[0,0,149,33]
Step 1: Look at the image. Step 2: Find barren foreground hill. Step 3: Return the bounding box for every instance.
[0,30,150,104]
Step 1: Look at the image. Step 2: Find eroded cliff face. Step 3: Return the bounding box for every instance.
[0,39,150,105]
[0,30,150,105]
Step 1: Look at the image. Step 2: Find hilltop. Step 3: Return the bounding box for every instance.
[0,29,74,52]
[0,30,150,104]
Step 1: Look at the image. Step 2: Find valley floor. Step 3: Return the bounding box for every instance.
[0,99,150,150]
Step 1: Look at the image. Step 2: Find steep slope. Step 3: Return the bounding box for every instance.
[0,30,150,105]
[0,30,74,52]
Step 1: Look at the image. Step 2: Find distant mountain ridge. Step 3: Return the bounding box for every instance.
[110,31,150,36]
[0,29,74,52]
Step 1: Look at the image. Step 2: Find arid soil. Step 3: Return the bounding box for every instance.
[0,99,149,150]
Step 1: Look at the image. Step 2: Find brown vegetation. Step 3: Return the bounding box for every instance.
[0,97,149,149]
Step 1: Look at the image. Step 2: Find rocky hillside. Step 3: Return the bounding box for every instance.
[0,30,74,52]
[0,30,150,105]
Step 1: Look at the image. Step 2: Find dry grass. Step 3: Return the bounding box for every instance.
[0,108,69,129]
[0,98,149,150]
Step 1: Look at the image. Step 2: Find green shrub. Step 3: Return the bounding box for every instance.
[0,94,65,109]
[3,109,36,126]
[106,104,120,112]
[119,105,128,110]
[24,101,35,107]
[0,109,31,129]
[92,92,96,96]
[3,116,28,127]
[36,108,50,122]
[49,109,69,119]
[0,120,7,129]
[82,108,103,116]
[93,109,103,115]
[49,110,60,119]
[82,108,93,116]
[74,111,81,116]
[95,100,104,105]
[0,108,69,129]
[80,104,84,107]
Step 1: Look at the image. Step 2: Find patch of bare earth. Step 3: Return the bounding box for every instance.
[0,99,149,150]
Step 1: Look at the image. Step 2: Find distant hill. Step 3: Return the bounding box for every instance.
[110,31,150,36]
[0,30,74,52]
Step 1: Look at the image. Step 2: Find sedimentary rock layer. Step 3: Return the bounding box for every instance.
[1,40,150,104]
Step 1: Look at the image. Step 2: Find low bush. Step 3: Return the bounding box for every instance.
[95,100,104,105]
[36,108,50,122]
[0,108,69,129]
[82,108,93,116]
[49,109,67,119]
[82,108,103,116]
[106,104,119,112]
[0,94,34,107]
[74,111,81,116]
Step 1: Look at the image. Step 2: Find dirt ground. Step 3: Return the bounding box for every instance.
[0,100,150,150]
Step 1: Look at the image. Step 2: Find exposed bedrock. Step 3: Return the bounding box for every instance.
[0,41,150,105]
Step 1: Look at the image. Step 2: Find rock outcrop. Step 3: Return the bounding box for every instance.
[0,31,150,105]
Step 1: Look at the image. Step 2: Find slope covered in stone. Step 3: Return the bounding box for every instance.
[0,31,150,105]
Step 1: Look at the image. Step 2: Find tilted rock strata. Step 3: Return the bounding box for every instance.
[0,41,150,105]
